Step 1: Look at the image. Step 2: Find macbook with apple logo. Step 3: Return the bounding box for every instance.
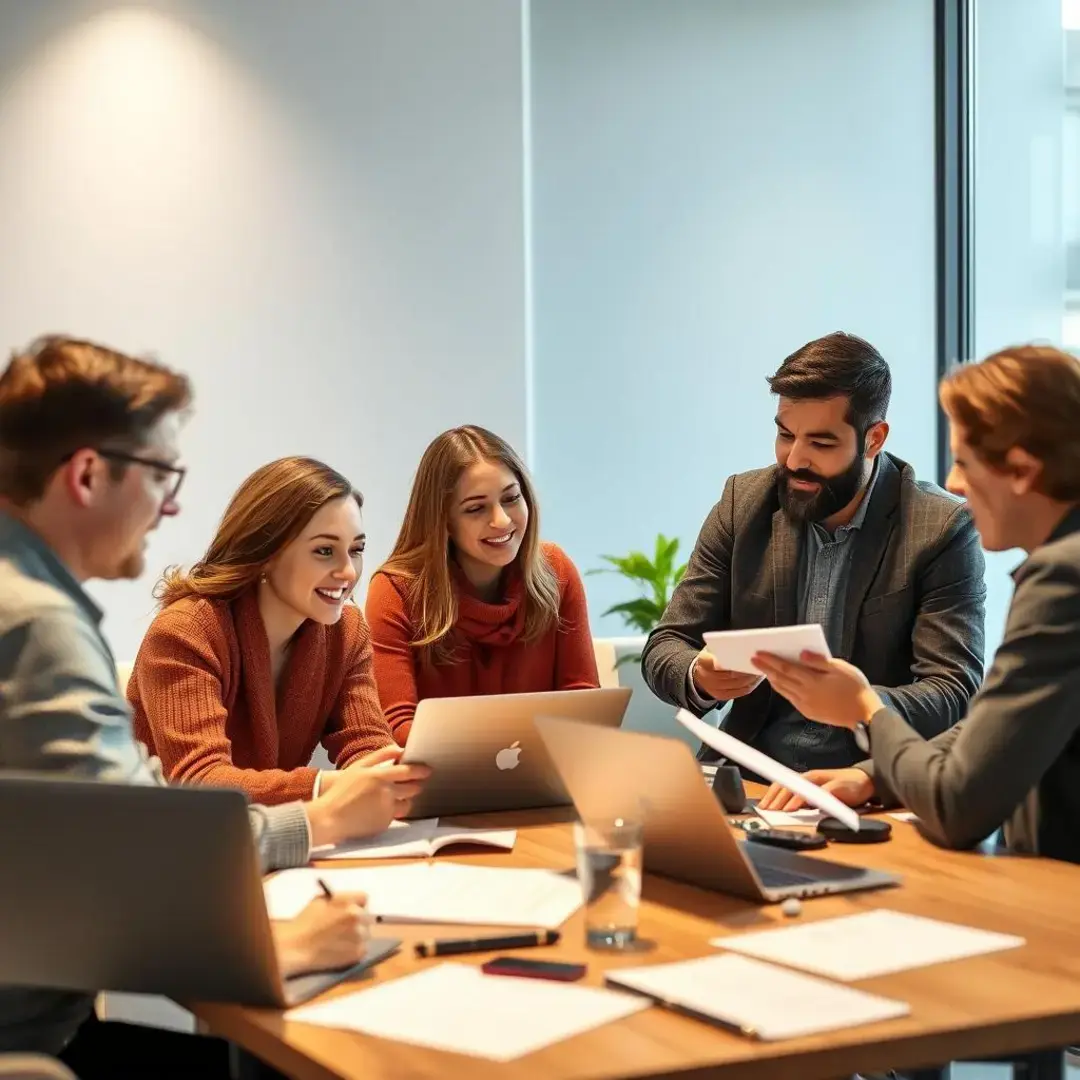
[399,687,631,817]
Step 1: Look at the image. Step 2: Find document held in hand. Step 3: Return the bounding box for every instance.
[676,710,860,831]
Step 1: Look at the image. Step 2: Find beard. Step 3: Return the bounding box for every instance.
[778,452,867,524]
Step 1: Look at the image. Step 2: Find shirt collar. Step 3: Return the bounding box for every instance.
[846,456,881,531]
[0,511,105,626]
[811,456,880,541]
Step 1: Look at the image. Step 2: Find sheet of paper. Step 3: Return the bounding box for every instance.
[265,862,582,928]
[608,954,908,1041]
[676,710,860,831]
[312,819,439,859]
[703,624,830,675]
[287,962,648,1060]
[755,807,824,828]
[313,819,516,860]
[714,910,1024,981]
[889,811,918,823]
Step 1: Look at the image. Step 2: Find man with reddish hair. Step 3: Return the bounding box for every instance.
[758,345,1080,865]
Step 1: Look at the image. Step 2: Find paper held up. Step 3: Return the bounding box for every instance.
[676,710,860,831]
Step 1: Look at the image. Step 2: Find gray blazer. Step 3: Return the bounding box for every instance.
[641,453,986,758]
[863,507,1080,862]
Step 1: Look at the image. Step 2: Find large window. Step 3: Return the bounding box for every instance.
[1064,2,1080,346]
[963,0,1070,646]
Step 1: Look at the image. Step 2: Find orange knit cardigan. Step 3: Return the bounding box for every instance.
[129,587,394,804]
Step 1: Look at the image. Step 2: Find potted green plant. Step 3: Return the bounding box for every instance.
[588,534,687,667]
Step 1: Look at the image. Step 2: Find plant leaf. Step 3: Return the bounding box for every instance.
[600,598,662,633]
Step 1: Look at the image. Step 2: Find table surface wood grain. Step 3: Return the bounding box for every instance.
[190,791,1080,1080]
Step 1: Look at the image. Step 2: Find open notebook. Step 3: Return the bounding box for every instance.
[265,863,582,928]
[313,819,516,861]
[606,954,909,1041]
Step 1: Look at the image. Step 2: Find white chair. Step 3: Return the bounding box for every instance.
[591,636,707,750]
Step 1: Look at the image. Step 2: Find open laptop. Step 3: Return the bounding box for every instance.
[0,775,399,1008]
[534,716,899,903]
[400,687,631,817]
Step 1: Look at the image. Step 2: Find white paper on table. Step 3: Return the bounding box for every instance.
[889,811,918,823]
[312,818,517,860]
[286,962,648,1061]
[676,710,860,831]
[264,862,582,928]
[607,954,908,1041]
[755,807,824,828]
[714,910,1024,981]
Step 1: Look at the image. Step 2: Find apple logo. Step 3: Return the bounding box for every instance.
[495,740,522,771]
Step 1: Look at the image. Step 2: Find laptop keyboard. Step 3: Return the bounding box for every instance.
[745,845,867,888]
[754,863,821,888]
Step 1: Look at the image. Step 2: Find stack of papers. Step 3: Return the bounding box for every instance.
[607,954,909,1041]
[287,962,648,1060]
[265,862,582,928]
[713,910,1025,980]
[313,819,516,860]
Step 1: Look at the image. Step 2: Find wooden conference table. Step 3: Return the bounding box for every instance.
[191,788,1080,1080]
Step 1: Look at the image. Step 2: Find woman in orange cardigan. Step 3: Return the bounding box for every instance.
[366,425,600,745]
[130,456,403,806]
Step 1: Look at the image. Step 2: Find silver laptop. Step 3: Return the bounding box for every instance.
[0,774,399,1007]
[400,687,631,817]
[534,716,899,903]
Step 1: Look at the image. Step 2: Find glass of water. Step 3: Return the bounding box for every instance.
[573,816,643,950]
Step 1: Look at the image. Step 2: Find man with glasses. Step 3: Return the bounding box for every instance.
[0,336,429,1076]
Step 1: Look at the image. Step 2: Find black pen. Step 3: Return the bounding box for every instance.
[605,979,759,1039]
[414,930,559,958]
[317,877,334,900]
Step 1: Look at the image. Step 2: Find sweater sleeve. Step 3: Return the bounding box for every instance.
[130,610,318,804]
[548,545,600,690]
[365,572,421,745]
[322,607,396,766]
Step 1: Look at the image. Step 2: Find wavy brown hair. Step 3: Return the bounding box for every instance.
[156,456,362,608]
[940,345,1080,501]
[378,426,559,663]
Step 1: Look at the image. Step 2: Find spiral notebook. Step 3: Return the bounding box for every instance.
[605,954,909,1041]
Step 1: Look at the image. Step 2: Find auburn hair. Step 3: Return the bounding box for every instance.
[156,456,362,607]
[378,425,559,663]
[940,345,1080,502]
[0,335,191,505]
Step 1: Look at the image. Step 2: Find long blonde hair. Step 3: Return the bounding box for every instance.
[379,426,560,663]
[156,457,361,608]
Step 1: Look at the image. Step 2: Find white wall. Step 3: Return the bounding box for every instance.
[0,0,529,660]
[528,0,937,633]
[973,0,1066,650]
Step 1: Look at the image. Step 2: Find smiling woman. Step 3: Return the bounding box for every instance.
[366,425,600,744]
[127,456,396,804]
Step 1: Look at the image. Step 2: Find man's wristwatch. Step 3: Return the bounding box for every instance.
[853,720,871,754]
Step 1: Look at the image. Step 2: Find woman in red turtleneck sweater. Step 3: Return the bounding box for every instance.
[365,426,599,745]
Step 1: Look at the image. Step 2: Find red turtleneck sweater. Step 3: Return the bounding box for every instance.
[365,542,600,744]
[129,588,394,804]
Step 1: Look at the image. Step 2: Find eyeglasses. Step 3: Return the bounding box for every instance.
[98,449,186,502]
[62,448,187,503]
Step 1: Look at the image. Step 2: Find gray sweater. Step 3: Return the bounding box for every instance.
[0,513,310,1054]
[862,507,1080,861]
